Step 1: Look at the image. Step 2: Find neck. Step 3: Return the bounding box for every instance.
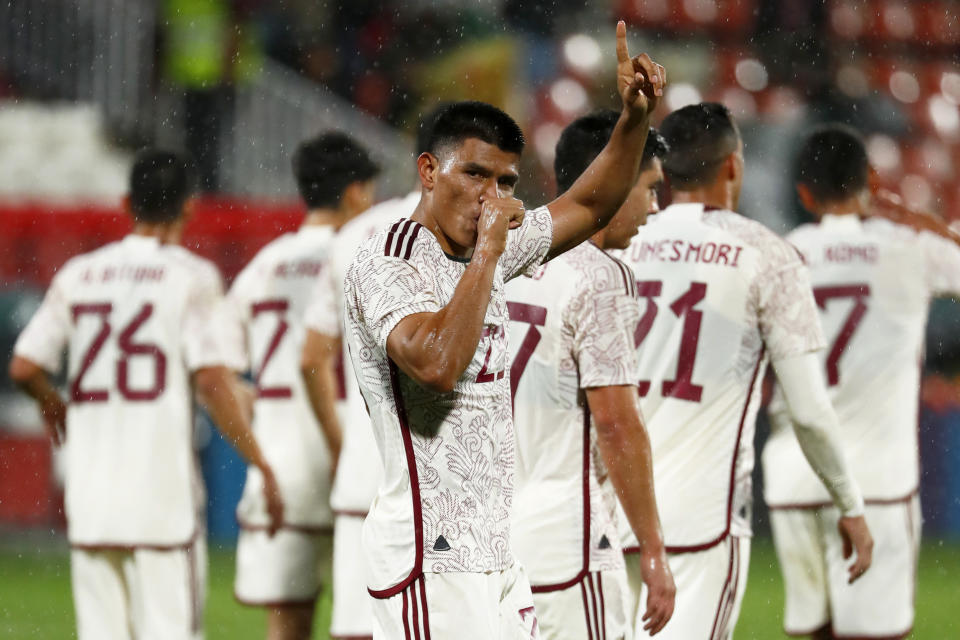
[411,198,473,259]
[303,208,349,230]
[818,197,864,218]
[591,229,610,250]
[132,222,179,244]
[670,183,732,211]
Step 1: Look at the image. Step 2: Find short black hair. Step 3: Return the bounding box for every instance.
[129,149,192,223]
[416,102,453,156]
[554,109,668,194]
[423,101,525,157]
[795,124,869,204]
[660,102,740,190]
[292,132,380,209]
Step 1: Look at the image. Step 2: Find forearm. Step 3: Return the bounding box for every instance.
[194,366,270,471]
[301,342,343,459]
[772,352,864,515]
[388,249,498,390]
[588,387,665,553]
[549,114,650,257]
[10,357,62,406]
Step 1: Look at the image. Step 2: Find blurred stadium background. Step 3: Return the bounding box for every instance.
[0,0,958,637]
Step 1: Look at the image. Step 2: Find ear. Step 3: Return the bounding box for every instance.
[417,152,439,191]
[795,183,820,216]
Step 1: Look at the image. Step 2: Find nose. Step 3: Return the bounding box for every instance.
[478,179,501,202]
[649,195,660,215]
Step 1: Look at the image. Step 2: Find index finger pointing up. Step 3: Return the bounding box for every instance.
[616,20,630,63]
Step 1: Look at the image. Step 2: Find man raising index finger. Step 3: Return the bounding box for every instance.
[341,22,665,640]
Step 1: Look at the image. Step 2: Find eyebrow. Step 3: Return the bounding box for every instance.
[462,162,519,187]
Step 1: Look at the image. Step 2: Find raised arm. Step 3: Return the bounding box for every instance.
[586,385,674,635]
[546,21,665,259]
[870,188,960,246]
[386,198,523,392]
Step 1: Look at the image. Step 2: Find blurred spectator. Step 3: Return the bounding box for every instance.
[161,0,264,191]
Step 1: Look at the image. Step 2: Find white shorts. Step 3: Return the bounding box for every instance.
[71,536,206,640]
[770,495,921,637]
[234,527,333,606]
[331,514,374,639]
[532,570,631,640]
[372,563,539,640]
[626,536,750,640]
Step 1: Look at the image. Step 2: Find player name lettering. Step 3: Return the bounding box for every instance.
[81,265,166,283]
[823,244,878,263]
[627,239,743,268]
[273,260,323,277]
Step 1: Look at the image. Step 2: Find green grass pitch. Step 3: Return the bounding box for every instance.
[1,538,956,638]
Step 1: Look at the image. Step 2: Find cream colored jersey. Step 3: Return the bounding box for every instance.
[13,235,234,547]
[763,214,960,506]
[343,206,553,596]
[616,203,825,551]
[505,241,639,588]
[226,225,338,528]
[304,191,420,514]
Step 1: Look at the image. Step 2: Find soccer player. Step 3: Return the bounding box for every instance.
[343,23,664,639]
[226,133,379,640]
[616,104,873,639]
[301,107,445,640]
[506,111,675,639]
[8,149,283,640]
[762,125,960,640]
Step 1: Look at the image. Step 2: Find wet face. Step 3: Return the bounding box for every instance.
[420,138,520,255]
[602,158,664,250]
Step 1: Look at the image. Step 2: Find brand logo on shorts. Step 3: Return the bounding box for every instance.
[598,535,611,549]
[519,606,538,639]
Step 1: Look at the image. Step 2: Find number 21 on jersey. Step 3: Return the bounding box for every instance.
[634,280,708,402]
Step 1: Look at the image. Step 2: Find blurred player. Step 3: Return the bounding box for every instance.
[343,23,664,639]
[301,107,447,640]
[616,104,873,639]
[8,149,283,640]
[506,111,674,639]
[762,125,960,639]
[225,133,379,640]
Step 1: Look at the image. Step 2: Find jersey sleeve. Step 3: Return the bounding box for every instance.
[183,265,245,371]
[348,254,443,352]
[13,271,72,373]
[568,271,641,389]
[756,242,826,362]
[919,230,960,297]
[304,263,341,337]
[501,205,554,281]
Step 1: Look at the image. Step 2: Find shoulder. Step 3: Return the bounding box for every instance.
[163,245,223,288]
[347,220,430,282]
[705,209,802,266]
[559,243,636,298]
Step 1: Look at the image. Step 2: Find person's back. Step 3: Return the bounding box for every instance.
[227,132,379,638]
[765,215,960,506]
[230,227,339,532]
[616,104,869,640]
[621,202,818,548]
[10,149,282,640]
[21,235,224,546]
[761,125,960,639]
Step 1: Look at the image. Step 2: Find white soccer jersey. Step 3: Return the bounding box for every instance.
[304,191,420,515]
[615,203,825,551]
[13,235,234,547]
[505,241,639,588]
[226,225,339,529]
[343,206,553,596]
[763,214,960,506]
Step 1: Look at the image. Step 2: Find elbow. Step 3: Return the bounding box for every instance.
[417,368,458,394]
[9,356,38,386]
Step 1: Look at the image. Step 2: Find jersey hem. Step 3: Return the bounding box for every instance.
[766,487,918,510]
[69,525,200,552]
[234,592,318,608]
[237,519,334,535]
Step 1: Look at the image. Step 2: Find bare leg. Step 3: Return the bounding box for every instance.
[266,604,315,640]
